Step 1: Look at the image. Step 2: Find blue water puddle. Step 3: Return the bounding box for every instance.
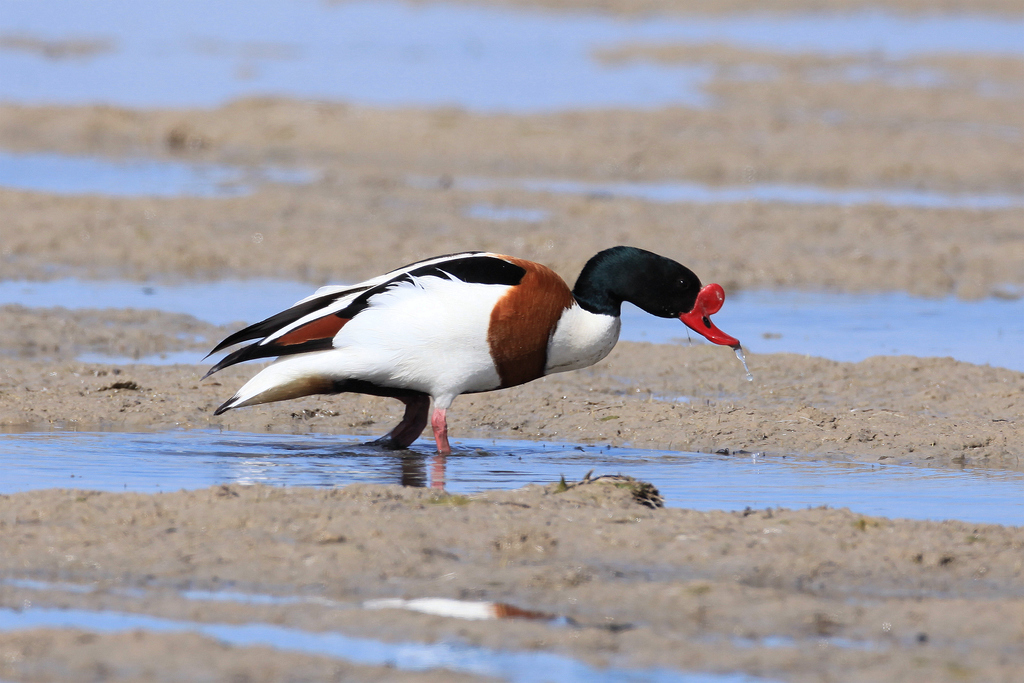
[75,350,207,366]
[5,579,874,652]
[454,176,1024,210]
[0,607,765,683]
[464,203,551,223]
[2,431,1023,526]
[9,149,1018,209]
[2,279,1022,372]
[730,634,878,652]
[181,588,340,609]
[0,151,316,197]
[8,579,561,623]
[625,291,1024,371]
[0,577,885,666]
[0,279,314,328]
[1,0,1021,111]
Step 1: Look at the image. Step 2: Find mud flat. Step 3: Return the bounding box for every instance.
[2,0,1023,678]
[1,315,1023,682]
[2,481,1024,683]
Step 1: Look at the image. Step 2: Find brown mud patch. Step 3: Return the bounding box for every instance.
[0,305,233,362]
[0,629,494,683]
[0,35,113,61]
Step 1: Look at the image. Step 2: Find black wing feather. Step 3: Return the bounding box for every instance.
[202,336,335,379]
[205,287,368,357]
[331,256,526,320]
[204,254,527,378]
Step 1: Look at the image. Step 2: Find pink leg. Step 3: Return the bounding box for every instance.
[429,454,447,490]
[431,407,451,455]
[375,395,430,449]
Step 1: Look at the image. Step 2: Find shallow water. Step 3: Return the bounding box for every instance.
[75,350,215,366]
[454,176,1024,210]
[0,606,765,683]
[8,148,1019,209]
[2,577,885,663]
[0,151,315,197]
[464,203,551,223]
[2,0,1021,111]
[0,278,314,327]
[2,431,1022,526]
[625,291,1024,371]
[8,578,568,624]
[2,279,1022,372]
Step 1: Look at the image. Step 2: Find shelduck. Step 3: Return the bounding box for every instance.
[205,246,740,454]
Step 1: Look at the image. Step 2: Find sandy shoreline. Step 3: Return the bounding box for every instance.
[2,0,1024,678]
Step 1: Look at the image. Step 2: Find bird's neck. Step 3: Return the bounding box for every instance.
[571,247,643,317]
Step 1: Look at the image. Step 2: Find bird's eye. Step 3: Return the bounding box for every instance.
[702,316,711,328]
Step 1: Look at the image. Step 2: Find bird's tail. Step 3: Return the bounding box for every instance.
[213,359,335,415]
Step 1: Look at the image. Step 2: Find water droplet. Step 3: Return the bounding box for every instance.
[734,346,754,382]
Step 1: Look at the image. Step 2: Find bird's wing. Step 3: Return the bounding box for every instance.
[203,251,526,378]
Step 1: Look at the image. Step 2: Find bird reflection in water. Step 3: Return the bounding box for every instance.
[395,452,446,490]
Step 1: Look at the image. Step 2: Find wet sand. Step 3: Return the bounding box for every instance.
[2,0,1024,679]
[2,337,1023,471]
[3,482,1024,682]
[1,57,1022,296]
[0,627,495,683]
